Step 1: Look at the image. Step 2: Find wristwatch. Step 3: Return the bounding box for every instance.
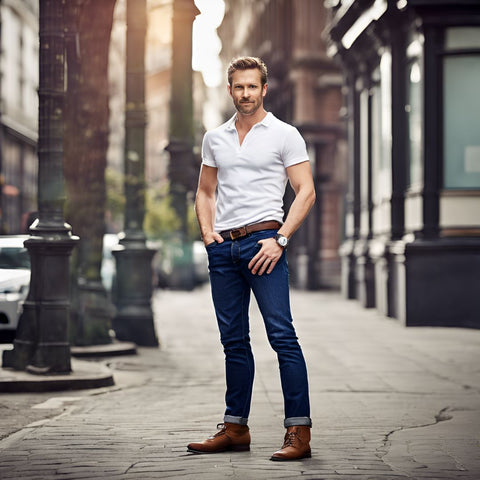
[275,234,289,249]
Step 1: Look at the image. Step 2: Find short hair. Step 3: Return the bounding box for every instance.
[227,56,268,87]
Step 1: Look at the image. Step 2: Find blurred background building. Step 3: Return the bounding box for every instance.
[218,0,347,290]
[1,0,479,328]
[108,0,205,236]
[0,0,38,234]
[326,0,480,327]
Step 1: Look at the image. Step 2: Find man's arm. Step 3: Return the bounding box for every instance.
[248,161,316,275]
[194,164,224,246]
[277,161,316,239]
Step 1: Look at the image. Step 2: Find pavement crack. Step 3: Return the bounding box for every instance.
[434,406,453,423]
[124,461,138,475]
[381,405,453,447]
[376,406,455,478]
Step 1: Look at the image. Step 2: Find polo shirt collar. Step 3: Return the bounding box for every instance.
[225,111,273,131]
[225,114,237,131]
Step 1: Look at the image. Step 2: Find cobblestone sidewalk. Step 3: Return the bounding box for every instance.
[0,285,479,479]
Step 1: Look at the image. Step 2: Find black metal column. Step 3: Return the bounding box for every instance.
[339,69,360,299]
[165,0,199,290]
[3,0,78,374]
[421,24,441,240]
[113,0,158,347]
[355,79,375,309]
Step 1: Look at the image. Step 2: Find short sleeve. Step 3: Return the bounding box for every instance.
[282,127,309,168]
[201,132,217,168]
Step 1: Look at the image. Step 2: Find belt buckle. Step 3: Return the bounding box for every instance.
[230,227,246,240]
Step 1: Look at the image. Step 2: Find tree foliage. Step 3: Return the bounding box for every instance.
[105,166,125,232]
[143,185,199,241]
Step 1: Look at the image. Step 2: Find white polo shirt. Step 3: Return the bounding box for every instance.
[201,112,309,232]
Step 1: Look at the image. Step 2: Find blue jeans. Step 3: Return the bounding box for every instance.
[206,230,311,428]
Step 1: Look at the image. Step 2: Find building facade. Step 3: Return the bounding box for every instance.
[327,0,480,327]
[219,0,347,289]
[0,0,38,234]
[108,0,206,236]
[145,0,173,190]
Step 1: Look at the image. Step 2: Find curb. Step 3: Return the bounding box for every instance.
[0,358,115,393]
[71,341,137,358]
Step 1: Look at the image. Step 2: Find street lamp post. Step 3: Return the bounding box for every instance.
[3,0,78,374]
[112,0,158,347]
[165,0,199,290]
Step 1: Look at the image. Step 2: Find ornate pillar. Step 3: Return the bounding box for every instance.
[3,0,78,374]
[113,0,158,346]
[165,0,199,290]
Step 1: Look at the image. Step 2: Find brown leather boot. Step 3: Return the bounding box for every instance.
[187,422,250,454]
[270,425,311,461]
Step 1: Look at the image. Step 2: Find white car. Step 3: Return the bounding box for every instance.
[101,233,119,295]
[0,234,123,342]
[0,236,30,338]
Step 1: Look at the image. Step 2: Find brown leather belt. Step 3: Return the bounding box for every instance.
[219,220,282,241]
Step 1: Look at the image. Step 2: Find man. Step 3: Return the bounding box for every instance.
[188,56,315,462]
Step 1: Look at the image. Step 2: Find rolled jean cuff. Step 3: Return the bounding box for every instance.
[284,417,312,428]
[224,415,248,426]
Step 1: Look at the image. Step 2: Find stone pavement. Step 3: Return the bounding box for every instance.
[0,285,479,479]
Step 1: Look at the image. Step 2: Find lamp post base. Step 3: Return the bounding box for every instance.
[3,234,78,374]
[71,280,114,347]
[112,242,158,347]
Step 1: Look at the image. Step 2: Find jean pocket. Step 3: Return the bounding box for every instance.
[205,241,217,249]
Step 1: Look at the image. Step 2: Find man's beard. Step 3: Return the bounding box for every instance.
[235,98,262,115]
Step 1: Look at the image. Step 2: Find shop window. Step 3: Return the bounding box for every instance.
[372,52,392,202]
[443,27,480,189]
[407,61,422,187]
[446,27,480,50]
[379,52,392,198]
[360,88,370,206]
[406,36,423,189]
[371,84,382,201]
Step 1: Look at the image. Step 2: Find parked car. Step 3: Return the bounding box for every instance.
[101,233,119,297]
[0,234,120,342]
[0,235,30,341]
[152,239,208,289]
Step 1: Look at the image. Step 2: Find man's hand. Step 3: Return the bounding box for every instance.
[248,237,284,275]
[203,231,224,247]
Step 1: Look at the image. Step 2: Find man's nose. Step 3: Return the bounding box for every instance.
[241,87,250,97]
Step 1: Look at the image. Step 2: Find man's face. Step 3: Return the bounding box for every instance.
[228,69,267,116]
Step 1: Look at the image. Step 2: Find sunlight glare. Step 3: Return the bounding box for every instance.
[193,0,225,88]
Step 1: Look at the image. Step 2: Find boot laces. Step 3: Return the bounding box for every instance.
[282,431,300,448]
[210,423,227,439]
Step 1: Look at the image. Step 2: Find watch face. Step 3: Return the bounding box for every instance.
[277,235,288,247]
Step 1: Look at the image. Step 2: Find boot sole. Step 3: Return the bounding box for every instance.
[270,450,311,462]
[187,445,250,454]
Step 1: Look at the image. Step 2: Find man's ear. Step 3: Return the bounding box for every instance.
[227,83,232,97]
[262,83,268,97]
